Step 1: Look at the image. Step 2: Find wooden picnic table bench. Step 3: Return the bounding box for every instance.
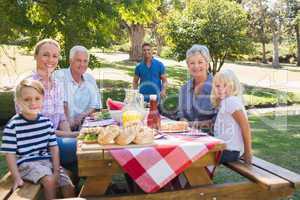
[223,156,300,199]
[0,172,41,200]
[73,156,299,200]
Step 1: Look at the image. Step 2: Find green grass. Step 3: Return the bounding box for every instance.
[214,114,300,199]
[93,59,300,111]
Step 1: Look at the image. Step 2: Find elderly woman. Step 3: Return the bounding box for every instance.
[22,39,78,177]
[177,44,217,130]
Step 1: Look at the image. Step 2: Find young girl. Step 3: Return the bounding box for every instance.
[211,69,252,164]
[0,79,74,199]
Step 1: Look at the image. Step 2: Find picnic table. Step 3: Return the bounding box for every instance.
[74,118,300,200]
[77,117,225,198]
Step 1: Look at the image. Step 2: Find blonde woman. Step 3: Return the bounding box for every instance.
[211,69,252,164]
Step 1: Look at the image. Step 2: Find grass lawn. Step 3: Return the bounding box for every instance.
[214,114,300,199]
[0,114,300,199]
[95,59,300,109]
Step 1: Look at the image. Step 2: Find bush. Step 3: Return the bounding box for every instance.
[0,91,15,125]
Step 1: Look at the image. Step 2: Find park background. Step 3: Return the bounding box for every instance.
[0,0,299,199]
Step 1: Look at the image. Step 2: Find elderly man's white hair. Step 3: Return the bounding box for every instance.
[186,44,211,63]
[69,45,90,60]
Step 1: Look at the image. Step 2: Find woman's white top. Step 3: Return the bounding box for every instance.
[214,96,246,156]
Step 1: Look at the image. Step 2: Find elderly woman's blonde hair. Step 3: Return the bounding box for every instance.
[15,79,45,102]
[211,69,243,108]
[34,38,60,58]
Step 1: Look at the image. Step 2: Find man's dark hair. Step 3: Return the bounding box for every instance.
[142,42,151,49]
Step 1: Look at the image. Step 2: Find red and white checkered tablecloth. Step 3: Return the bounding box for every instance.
[109,134,222,193]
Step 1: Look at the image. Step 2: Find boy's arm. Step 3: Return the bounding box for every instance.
[5,153,24,191]
[232,110,252,164]
[49,146,60,179]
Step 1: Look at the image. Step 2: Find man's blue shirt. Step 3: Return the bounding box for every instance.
[135,57,165,102]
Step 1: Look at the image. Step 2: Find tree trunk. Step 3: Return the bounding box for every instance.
[262,41,267,64]
[212,57,218,75]
[296,23,300,66]
[128,24,145,61]
[272,29,280,68]
[156,34,164,57]
[62,28,77,68]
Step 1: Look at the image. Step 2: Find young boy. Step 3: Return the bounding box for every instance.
[0,79,74,200]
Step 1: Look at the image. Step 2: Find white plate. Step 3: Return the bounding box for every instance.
[159,127,191,133]
[175,131,207,137]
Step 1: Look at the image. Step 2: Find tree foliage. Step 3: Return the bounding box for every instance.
[164,0,253,74]
[0,0,118,66]
[243,0,272,63]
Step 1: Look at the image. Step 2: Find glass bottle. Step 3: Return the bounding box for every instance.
[147,95,161,129]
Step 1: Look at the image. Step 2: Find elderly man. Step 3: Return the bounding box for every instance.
[133,43,168,103]
[54,45,101,130]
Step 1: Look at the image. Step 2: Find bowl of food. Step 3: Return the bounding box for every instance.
[109,110,123,124]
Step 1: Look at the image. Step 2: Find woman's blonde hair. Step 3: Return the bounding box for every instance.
[15,79,45,102]
[34,38,60,58]
[211,69,243,108]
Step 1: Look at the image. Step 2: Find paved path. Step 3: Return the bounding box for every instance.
[94,52,300,93]
[1,51,300,93]
[247,105,300,116]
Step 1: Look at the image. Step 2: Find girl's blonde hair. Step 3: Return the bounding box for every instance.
[211,69,243,108]
[34,38,60,58]
[15,79,45,102]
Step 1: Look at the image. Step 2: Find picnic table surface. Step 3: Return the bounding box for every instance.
[76,124,226,197]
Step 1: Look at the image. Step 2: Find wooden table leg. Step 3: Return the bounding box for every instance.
[184,167,213,186]
[79,175,112,197]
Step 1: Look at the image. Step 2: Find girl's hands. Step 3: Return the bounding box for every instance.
[13,177,24,191]
[241,151,253,165]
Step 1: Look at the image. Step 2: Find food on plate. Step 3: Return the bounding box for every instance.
[77,133,85,140]
[91,111,111,120]
[133,125,155,144]
[106,98,125,110]
[80,123,156,146]
[115,124,137,145]
[122,110,143,127]
[98,125,121,145]
[83,133,98,144]
[160,121,189,132]
[78,127,104,144]
[80,127,104,135]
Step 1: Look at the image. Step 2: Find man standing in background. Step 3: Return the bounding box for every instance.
[133,43,168,103]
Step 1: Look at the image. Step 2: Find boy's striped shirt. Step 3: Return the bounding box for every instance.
[0,114,57,166]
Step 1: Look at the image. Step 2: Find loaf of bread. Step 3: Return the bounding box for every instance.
[98,125,120,145]
[133,125,155,144]
[115,125,137,145]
